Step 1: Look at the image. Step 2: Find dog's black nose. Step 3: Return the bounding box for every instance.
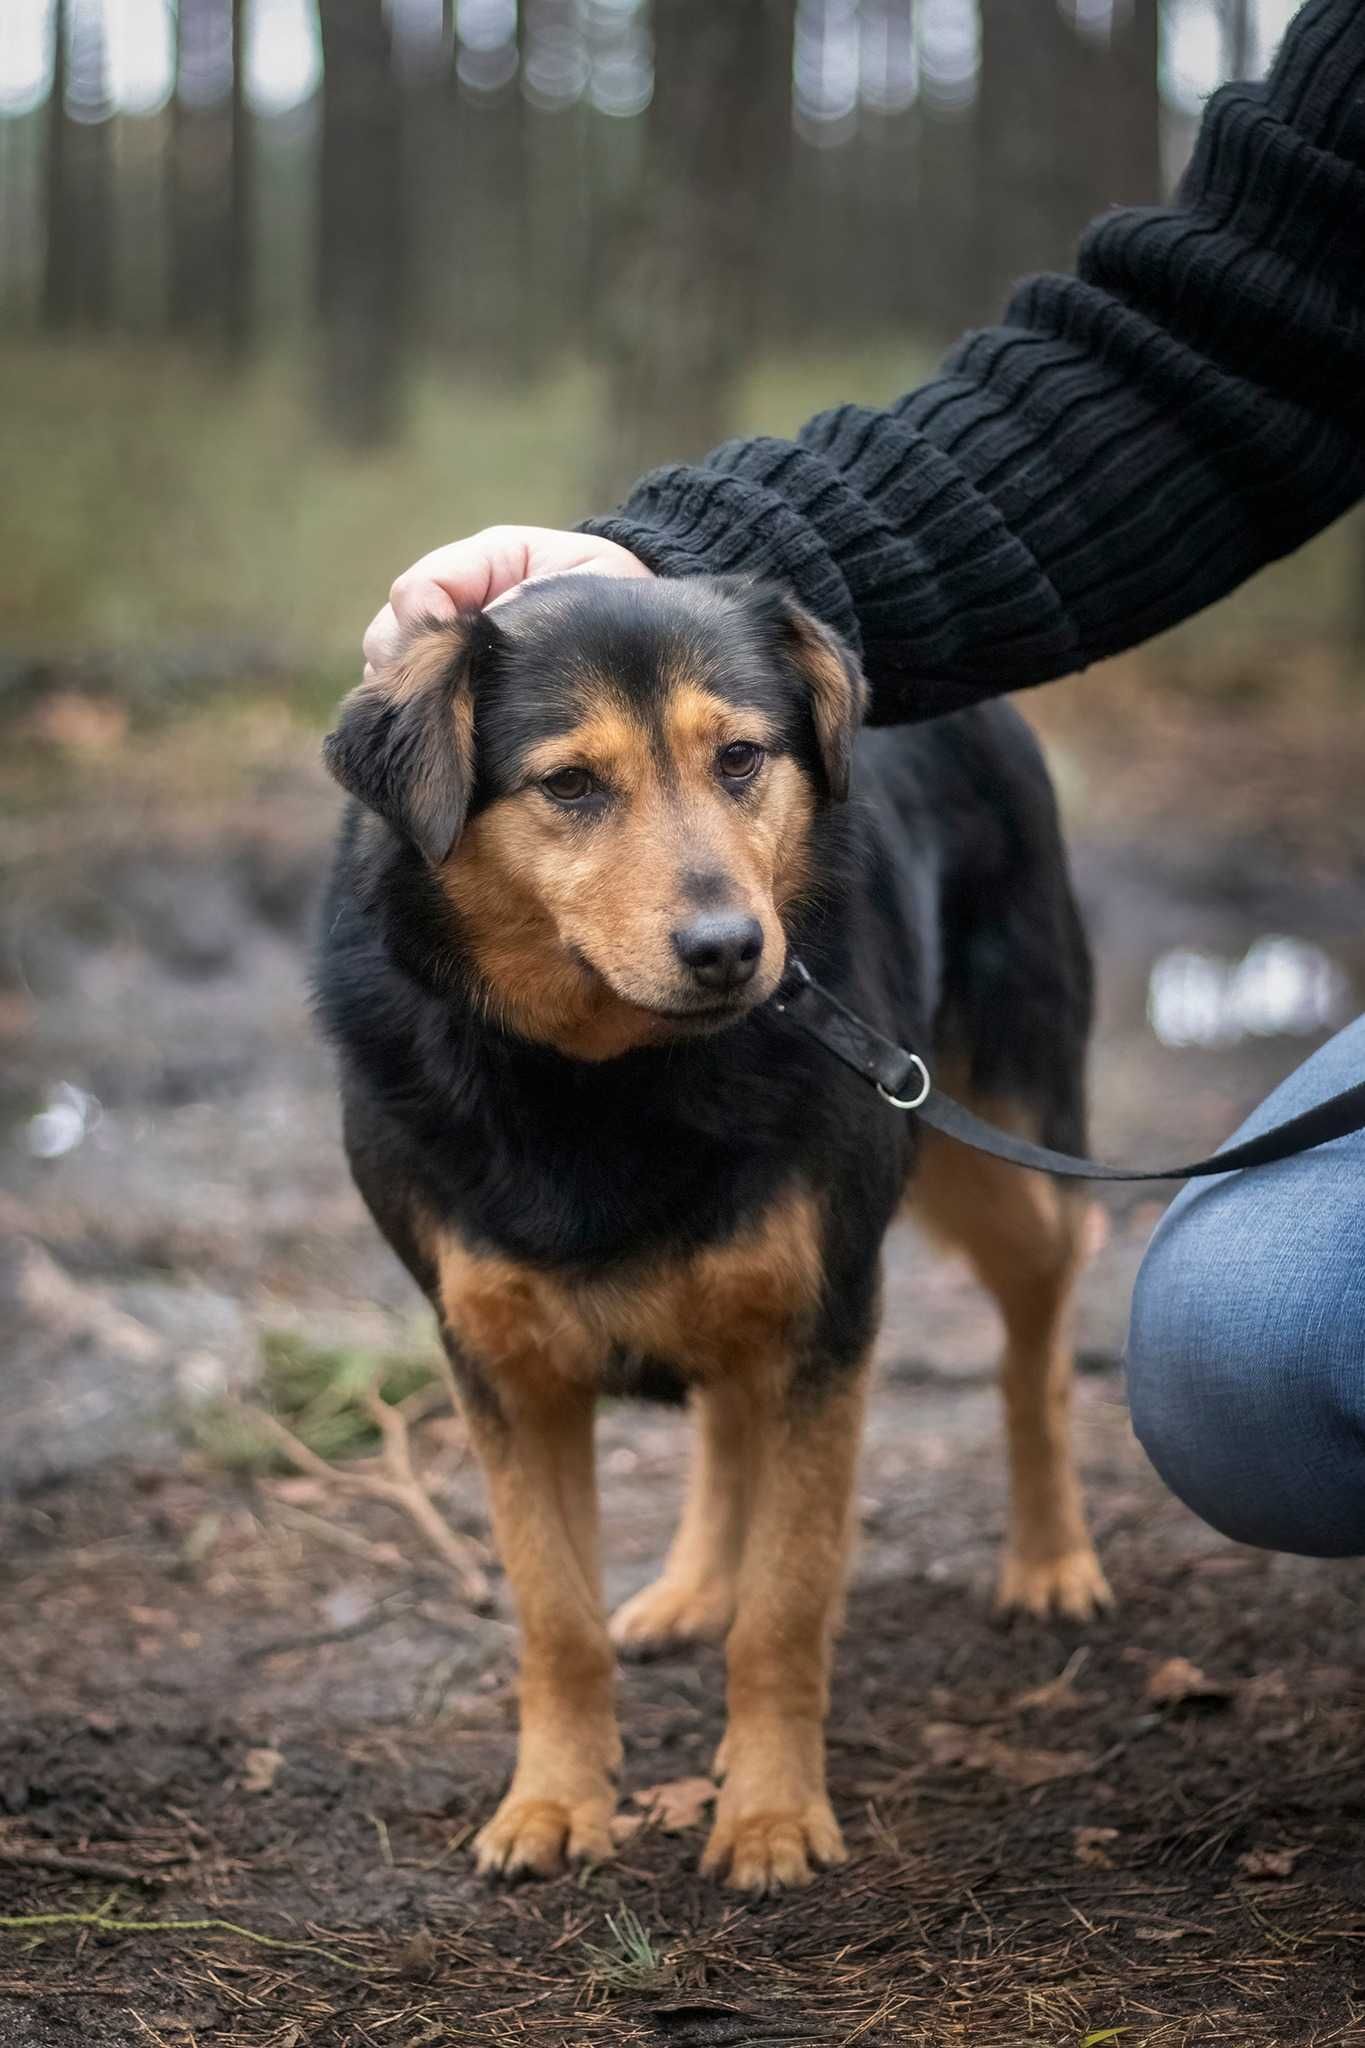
[671,912,764,992]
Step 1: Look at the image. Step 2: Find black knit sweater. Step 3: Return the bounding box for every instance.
[582,0,1365,722]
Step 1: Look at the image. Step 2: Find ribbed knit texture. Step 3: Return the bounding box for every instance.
[581,0,1365,722]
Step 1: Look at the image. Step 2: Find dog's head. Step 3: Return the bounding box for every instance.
[324,575,866,1060]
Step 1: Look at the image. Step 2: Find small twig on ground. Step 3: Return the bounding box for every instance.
[0,1844,172,1888]
[243,1399,492,1607]
[244,1589,418,1663]
[267,1498,410,1568]
[0,1910,367,1973]
[428,1337,463,1425]
[364,1390,491,1598]
[396,1382,456,1429]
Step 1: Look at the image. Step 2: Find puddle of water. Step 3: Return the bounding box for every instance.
[1147,936,1352,1050]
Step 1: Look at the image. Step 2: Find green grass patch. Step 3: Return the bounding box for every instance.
[580,1908,673,1995]
[193,1328,441,1473]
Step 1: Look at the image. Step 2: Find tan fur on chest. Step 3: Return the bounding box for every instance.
[431,1187,822,1397]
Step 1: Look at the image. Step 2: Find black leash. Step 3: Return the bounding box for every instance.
[773,958,1365,1182]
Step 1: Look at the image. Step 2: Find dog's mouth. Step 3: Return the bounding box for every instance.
[566,945,765,1035]
[621,988,761,1035]
[646,998,753,1032]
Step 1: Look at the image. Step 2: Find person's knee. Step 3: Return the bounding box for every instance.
[1127,1187,1365,1558]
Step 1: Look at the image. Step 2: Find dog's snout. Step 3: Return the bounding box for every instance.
[671,911,765,992]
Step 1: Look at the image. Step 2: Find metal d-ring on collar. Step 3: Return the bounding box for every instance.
[877,1059,931,1112]
[771,954,1365,1184]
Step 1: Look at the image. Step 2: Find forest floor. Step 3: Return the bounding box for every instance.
[2,657,1364,2047]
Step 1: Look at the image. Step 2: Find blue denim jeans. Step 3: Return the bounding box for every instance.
[1127,1016,1365,1557]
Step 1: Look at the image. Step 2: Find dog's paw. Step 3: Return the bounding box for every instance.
[609,1577,735,1659]
[996,1545,1114,1623]
[474,1792,615,1880]
[700,1797,846,1893]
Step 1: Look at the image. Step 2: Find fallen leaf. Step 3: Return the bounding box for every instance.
[1237,1845,1306,1880]
[922,1722,1095,1789]
[632,1777,717,1832]
[32,691,128,753]
[1074,1825,1120,1869]
[240,1746,284,1794]
[1133,1922,1197,1943]
[127,1605,175,1631]
[921,1722,979,1768]
[1012,1676,1091,1713]
[994,1743,1097,1789]
[1145,1656,1231,1707]
[397,1928,438,1973]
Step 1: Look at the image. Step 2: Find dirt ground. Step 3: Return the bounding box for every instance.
[2,663,1364,2046]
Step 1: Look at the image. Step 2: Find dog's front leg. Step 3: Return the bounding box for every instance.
[609,1380,754,1655]
[701,1352,870,1893]
[454,1355,619,1879]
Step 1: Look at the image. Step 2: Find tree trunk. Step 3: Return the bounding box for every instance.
[169,0,236,340]
[227,0,253,356]
[976,0,1078,312]
[1223,0,1255,80]
[448,82,534,378]
[1110,0,1162,205]
[318,0,406,446]
[44,0,112,330]
[43,0,73,328]
[590,0,797,505]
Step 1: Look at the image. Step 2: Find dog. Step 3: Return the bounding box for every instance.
[316,573,1109,1893]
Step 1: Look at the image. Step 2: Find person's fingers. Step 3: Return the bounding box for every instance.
[391,528,651,626]
[361,602,403,678]
[364,528,652,674]
[500,530,652,603]
[387,533,515,626]
[484,550,652,613]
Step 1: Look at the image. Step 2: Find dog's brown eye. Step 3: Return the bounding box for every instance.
[541,767,595,804]
[717,741,764,783]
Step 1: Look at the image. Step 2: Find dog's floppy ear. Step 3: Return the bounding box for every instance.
[778,598,868,802]
[323,617,485,864]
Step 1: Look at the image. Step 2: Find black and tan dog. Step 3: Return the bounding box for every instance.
[316,574,1109,1892]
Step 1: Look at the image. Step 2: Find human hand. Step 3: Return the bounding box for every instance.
[361,526,652,679]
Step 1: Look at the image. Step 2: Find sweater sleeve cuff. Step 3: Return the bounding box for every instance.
[578,461,863,654]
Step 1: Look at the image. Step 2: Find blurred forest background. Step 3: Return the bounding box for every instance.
[3,0,1359,680]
